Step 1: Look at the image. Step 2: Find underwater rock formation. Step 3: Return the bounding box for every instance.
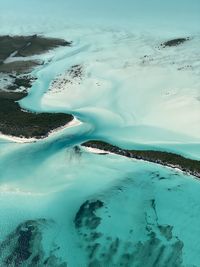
[0,219,67,267]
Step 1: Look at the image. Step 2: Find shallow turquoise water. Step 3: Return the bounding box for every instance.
[0,0,200,266]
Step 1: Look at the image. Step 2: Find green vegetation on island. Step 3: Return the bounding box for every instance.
[82,140,200,178]
[0,35,73,139]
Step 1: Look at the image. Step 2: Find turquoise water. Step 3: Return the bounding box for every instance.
[0,0,200,266]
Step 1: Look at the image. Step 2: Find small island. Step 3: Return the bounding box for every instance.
[161,37,190,48]
[82,140,200,178]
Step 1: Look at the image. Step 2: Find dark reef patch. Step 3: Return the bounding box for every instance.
[0,219,67,267]
[74,200,104,230]
[74,191,188,267]
[68,65,83,79]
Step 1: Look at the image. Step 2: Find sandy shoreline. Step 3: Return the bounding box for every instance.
[83,146,114,155]
[0,117,82,143]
